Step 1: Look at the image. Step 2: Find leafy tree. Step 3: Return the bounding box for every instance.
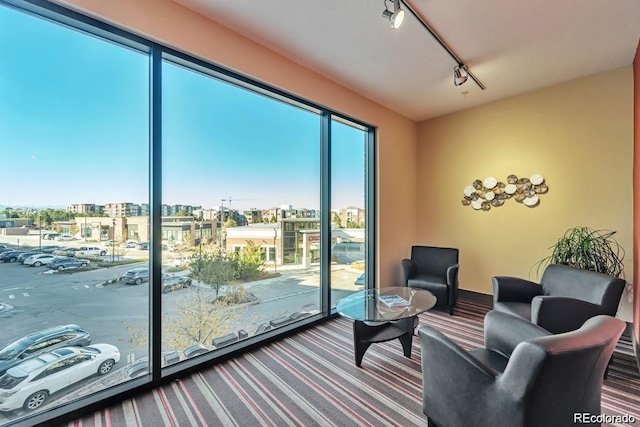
[176,209,188,216]
[232,241,265,280]
[224,218,237,228]
[40,211,54,227]
[1,208,18,218]
[198,251,236,299]
[332,212,343,228]
[346,221,359,229]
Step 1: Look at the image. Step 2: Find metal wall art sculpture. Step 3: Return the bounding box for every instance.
[462,174,548,211]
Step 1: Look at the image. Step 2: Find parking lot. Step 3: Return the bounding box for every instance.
[0,234,363,421]
[0,235,180,421]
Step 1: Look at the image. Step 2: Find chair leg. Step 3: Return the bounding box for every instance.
[449,305,454,316]
[604,355,613,379]
[427,418,438,427]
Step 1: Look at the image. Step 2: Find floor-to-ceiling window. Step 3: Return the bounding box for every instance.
[160,57,321,359]
[0,3,150,424]
[0,1,374,425]
[330,118,370,301]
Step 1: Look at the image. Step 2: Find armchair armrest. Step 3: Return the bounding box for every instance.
[401,258,417,287]
[446,264,459,286]
[531,296,602,334]
[419,325,500,379]
[418,326,499,424]
[447,263,459,304]
[484,310,550,357]
[492,276,542,304]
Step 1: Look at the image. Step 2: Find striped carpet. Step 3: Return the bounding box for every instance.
[66,299,640,427]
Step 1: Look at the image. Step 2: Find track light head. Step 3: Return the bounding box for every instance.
[454,65,469,87]
[382,0,405,29]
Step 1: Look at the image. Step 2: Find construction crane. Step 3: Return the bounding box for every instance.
[220,197,232,212]
[220,197,252,213]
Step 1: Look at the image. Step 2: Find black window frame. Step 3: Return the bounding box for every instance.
[0,0,377,425]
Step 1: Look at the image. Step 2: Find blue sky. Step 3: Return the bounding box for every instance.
[0,5,365,212]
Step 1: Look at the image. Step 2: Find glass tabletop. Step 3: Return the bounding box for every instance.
[336,287,437,322]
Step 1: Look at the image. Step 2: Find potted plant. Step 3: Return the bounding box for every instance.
[535,226,625,278]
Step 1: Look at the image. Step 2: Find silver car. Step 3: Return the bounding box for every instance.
[23,254,57,267]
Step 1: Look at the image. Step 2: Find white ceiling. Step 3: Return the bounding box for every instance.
[175,0,640,122]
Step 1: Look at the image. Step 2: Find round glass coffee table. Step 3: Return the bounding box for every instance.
[336,287,437,367]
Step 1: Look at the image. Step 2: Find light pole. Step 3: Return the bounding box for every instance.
[198,223,203,278]
[112,218,116,262]
[33,210,41,252]
[273,226,277,274]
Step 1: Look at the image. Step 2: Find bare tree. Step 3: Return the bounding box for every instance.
[122,288,243,351]
[163,289,241,349]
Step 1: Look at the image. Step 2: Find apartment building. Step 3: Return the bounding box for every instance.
[162,204,201,216]
[103,202,140,218]
[338,206,366,228]
[243,208,263,224]
[66,203,104,215]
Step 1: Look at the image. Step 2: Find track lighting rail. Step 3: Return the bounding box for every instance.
[400,0,486,90]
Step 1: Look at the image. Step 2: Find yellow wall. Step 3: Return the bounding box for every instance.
[54,0,418,286]
[417,68,634,318]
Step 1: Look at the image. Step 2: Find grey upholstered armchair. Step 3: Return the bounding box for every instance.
[402,246,459,315]
[418,311,625,427]
[492,263,625,334]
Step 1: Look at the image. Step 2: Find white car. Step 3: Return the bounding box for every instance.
[173,257,188,267]
[74,247,107,257]
[54,235,76,241]
[0,344,120,412]
[23,254,57,267]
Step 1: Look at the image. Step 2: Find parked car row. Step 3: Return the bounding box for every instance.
[119,268,149,285]
[117,268,192,293]
[48,257,91,271]
[0,325,119,412]
[0,251,24,263]
[0,246,63,263]
[118,241,149,250]
[162,274,192,293]
[0,325,91,377]
[0,250,90,270]
[53,247,107,258]
[23,254,58,267]
[103,240,151,250]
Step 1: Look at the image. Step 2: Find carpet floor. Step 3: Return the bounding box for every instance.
[65,299,640,427]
